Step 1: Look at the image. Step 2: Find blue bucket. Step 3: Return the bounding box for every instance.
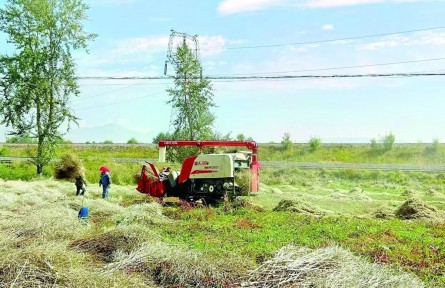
[78,206,89,219]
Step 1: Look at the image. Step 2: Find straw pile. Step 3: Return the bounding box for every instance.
[242,245,424,288]
[395,198,439,220]
[54,153,83,179]
[103,241,252,288]
[273,199,325,215]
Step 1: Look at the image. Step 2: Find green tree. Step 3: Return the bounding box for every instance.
[167,43,215,141]
[309,137,322,152]
[152,131,173,144]
[127,137,138,144]
[236,133,246,141]
[382,132,395,151]
[281,132,293,151]
[5,134,37,144]
[0,0,95,174]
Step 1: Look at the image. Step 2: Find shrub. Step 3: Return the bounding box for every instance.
[309,137,321,152]
[281,132,293,151]
[127,138,138,144]
[382,132,395,151]
[54,154,83,180]
[426,138,441,154]
[370,138,379,150]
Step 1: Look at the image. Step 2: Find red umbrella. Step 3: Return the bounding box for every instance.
[99,166,109,173]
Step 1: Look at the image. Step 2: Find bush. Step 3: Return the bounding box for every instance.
[54,154,83,180]
[127,138,138,144]
[426,138,441,154]
[382,132,395,151]
[281,132,293,151]
[370,138,379,150]
[309,137,321,152]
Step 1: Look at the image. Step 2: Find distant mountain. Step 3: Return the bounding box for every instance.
[65,123,152,143]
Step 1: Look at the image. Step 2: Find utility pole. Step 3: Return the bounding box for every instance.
[165,30,201,139]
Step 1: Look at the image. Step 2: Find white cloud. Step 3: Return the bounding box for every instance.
[303,0,384,8]
[199,35,228,56]
[358,31,445,50]
[218,0,444,13]
[302,0,444,8]
[218,0,285,15]
[321,24,334,30]
[114,36,169,54]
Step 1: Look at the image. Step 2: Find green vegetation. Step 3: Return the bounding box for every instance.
[0,0,96,175]
[309,136,322,152]
[126,137,139,144]
[0,143,444,286]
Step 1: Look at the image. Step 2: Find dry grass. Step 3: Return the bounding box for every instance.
[242,245,425,288]
[0,177,439,287]
[395,198,439,220]
[103,241,252,288]
[272,199,326,215]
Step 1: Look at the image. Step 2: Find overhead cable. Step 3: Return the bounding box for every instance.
[206,26,445,50]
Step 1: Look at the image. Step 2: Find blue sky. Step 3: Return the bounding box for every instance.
[1,0,445,143]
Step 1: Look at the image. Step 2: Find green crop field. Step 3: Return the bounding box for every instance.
[0,143,444,287]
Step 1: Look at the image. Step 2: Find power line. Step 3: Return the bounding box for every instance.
[212,57,445,76]
[77,72,445,81]
[205,26,445,50]
[79,91,164,110]
[76,56,445,80]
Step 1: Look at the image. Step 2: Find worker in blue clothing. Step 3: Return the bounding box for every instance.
[99,166,111,198]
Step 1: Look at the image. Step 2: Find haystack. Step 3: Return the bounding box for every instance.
[273,199,324,215]
[401,188,418,198]
[373,206,395,219]
[54,154,83,180]
[242,245,425,288]
[395,198,438,220]
[349,187,363,193]
[426,188,445,198]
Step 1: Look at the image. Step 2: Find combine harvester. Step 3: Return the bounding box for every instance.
[137,140,260,203]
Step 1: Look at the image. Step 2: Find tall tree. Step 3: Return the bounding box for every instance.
[0,0,95,174]
[167,43,215,141]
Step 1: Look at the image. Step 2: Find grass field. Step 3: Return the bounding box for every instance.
[0,143,444,287]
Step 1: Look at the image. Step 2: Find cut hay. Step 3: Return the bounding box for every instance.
[401,188,418,198]
[350,194,372,201]
[104,241,252,288]
[395,198,439,220]
[280,185,297,191]
[426,188,445,198]
[259,183,272,193]
[349,187,363,193]
[54,153,83,180]
[0,259,60,287]
[112,202,169,225]
[373,206,395,219]
[242,245,424,288]
[70,230,141,262]
[271,188,283,194]
[235,169,251,195]
[273,199,325,215]
[330,192,349,199]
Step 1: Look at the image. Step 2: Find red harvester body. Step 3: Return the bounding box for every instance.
[137,140,260,202]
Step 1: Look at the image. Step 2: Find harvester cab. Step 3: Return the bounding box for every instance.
[136,140,260,203]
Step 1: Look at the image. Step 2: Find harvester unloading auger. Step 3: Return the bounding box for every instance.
[137,140,260,203]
